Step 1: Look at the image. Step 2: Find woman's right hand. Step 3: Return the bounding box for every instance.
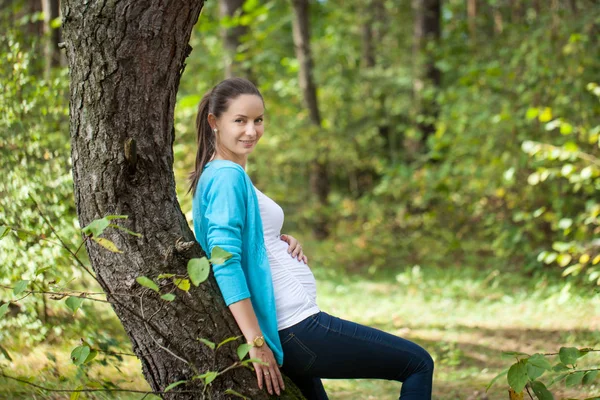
[249,344,285,396]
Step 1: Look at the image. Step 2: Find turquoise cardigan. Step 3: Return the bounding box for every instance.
[192,160,283,366]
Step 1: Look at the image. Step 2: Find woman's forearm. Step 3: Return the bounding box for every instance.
[229,298,263,343]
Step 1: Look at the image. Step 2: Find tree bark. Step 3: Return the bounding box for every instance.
[219,0,253,80]
[412,0,442,151]
[61,1,303,398]
[291,0,329,239]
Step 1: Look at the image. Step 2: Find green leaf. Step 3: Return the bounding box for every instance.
[50,17,62,29]
[217,335,242,350]
[160,293,176,302]
[527,363,546,381]
[198,338,215,350]
[528,354,552,379]
[487,367,509,391]
[82,218,110,237]
[237,343,251,360]
[583,370,598,384]
[136,276,159,293]
[528,354,552,370]
[65,296,84,314]
[559,347,581,365]
[560,122,574,135]
[507,360,528,393]
[539,107,552,122]
[552,362,569,372]
[84,350,98,364]
[173,278,191,292]
[71,345,91,366]
[92,237,122,253]
[0,303,10,319]
[526,107,539,120]
[188,257,210,286]
[0,226,9,240]
[203,371,218,385]
[13,280,29,296]
[164,380,187,392]
[82,215,129,237]
[210,246,232,265]
[549,372,569,386]
[565,371,585,387]
[157,273,175,279]
[530,380,554,400]
[224,388,250,399]
[35,265,52,275]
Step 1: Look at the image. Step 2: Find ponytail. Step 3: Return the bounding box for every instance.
[187,91,215,196]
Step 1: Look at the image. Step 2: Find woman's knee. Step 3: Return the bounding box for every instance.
[419,350,434,374]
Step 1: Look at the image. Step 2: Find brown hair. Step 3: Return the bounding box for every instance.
[187,77,263,196]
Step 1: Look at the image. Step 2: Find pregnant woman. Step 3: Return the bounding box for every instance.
[190,77,434,399]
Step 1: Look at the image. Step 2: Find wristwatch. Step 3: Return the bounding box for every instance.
[248,335,265,348]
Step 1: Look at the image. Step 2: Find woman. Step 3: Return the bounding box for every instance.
[190,78,434,399]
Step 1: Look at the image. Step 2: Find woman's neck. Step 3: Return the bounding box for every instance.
[212,153,247,169]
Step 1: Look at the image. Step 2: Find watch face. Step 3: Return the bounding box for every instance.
[255,337,265,347]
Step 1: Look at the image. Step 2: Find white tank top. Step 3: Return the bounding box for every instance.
[254,187,320,330]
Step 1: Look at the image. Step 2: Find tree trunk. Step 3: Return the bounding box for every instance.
[467,0,477,41]
[291,0,329,239]
[412,0,442,151]
[510,0,523,23]
[219,0,253,80]
[568,0,578,14]
[61,1,303,398]
[492,3,504,34]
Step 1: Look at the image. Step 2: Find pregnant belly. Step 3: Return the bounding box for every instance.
[267,239,317,298]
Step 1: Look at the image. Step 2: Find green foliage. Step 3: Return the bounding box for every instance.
[497,348,598,399]
[188,257,210,286]
[136,276,160,293]
[65,296,84,314]
[0,10,75,347]
[236,343,251,360]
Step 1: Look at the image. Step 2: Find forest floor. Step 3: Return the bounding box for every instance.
[2,263,600,400]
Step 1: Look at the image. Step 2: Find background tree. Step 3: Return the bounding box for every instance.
[412,0,442,151]
[219,0,253,80]
[291,0,330,239]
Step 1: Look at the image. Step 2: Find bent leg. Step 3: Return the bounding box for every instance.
[279,311,433,400]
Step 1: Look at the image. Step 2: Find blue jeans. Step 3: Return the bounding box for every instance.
[278,311,433,400]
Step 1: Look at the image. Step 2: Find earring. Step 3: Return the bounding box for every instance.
[213,128,218,134]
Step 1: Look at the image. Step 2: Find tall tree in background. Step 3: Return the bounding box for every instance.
[41,0,62,76]
[219,0,253,79]
[60,0,301,398]
[467,0,477,41]
[291,0,330,239]
[412,0,441,151]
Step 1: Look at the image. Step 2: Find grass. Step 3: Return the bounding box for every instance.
[1,263,599,399]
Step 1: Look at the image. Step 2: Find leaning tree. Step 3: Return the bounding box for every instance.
[61,0,302,398]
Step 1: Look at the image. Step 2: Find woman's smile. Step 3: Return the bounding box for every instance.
[240,139,256,147]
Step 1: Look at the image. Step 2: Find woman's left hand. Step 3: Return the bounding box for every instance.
[280,234,308,264]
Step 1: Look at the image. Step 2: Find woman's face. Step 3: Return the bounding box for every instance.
[210,94,264,164]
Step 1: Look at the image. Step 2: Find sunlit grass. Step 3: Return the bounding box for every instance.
[1,262,599,399]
